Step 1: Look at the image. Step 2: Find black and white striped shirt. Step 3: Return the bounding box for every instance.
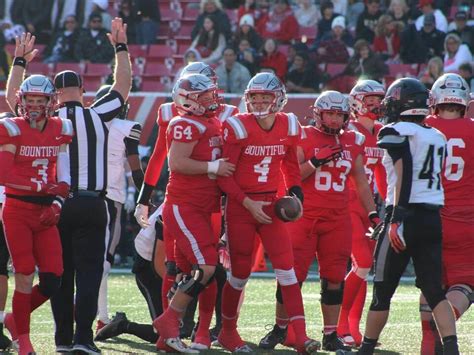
[57,90,124,192]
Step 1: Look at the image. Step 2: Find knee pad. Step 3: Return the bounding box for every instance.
[228,274,249,291]
[419,303,432,313]
[320,278,344,305]
[165,261,178,277]
[447,284,473,305]
[354,267,370,280]
[275,268,298,286]
[38,272,61,298]
[369,281,396,311]
[420,284,446,311]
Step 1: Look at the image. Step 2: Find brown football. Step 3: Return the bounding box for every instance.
[274,196,303,222]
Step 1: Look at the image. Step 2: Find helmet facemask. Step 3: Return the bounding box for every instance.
[352,94,384,120]
[17,93,56,125]
[178,87,220,117]
[314,109,349,135]
[245,91,283,119]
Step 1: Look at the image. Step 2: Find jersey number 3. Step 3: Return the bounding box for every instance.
[30,158,49,188]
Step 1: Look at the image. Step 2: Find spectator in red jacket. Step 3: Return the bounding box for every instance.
[259,38,287,80]
[256,0,299,43]
[373,14,404,63]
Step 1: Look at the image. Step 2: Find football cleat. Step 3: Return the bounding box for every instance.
[258,324,287,349]
[55,344,73,353]
[218,328,247,352]
[4,313,18,341]
[165,337,199,353]
[298,338,321,354]
[94,312,128,342]
[72,342,101,354]
[0,333,11,350]
[323,331,352,351]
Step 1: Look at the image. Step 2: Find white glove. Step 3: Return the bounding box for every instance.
[134,203,150,228]
[124,192,135,213]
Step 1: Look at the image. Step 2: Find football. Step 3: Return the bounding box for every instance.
[274,196,303,222]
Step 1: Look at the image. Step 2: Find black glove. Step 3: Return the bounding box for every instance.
[310,144,343,168]
[288,185,304,204]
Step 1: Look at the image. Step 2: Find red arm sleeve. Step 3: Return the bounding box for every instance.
[143,125,168,186]
[374,161,387,200]
[281,142,302,189]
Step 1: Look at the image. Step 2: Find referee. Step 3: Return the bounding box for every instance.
[5,21,131,354]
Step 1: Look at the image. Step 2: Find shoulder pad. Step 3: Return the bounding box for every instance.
[225,115,248,140]
[0,117,21,137]
[158,103,176,124]
[168,116,207,134]
[300,126,309,139]
[286,113,299,136]
[218,104,239,122]
[354,131,366,146]
[59,117,74,136]
[377,126,407,148]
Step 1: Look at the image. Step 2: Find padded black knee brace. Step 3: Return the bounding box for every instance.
[38,272,61,298]
[320,279,344,305]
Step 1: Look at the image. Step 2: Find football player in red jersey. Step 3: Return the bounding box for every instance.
[135,62,238,318]
[0,74,73,354]
[259,91,379,352]
[420,73,474,354]
[337,80,387,346]
[217,72,320,354]
[152,74,235,353]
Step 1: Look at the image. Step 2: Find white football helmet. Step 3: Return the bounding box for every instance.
[312,90,350,135]
[349,79,385,120]
[180,62,217,83]
[245,73,287,118]
[172,73,219,117]
[17,74,56,122]
[430,73,470,108]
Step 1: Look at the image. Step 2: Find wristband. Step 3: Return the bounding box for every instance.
[368,211,378,219]
[115,43,128,53]
[307,159,316,169]
[207,160,220,174]
[13,57,27,68]
[53,196,64,208]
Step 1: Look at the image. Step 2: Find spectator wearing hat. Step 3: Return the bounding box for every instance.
[373,14,404,62]
[191,0,232,41]
[44,15,80,64]
[75,12,114,64]
[286,51,321,93]
[314,1,341,48]
[314,16,352,64]
[356,0,382,43]
[448,11,474,52]
[294,0,320,28]
[256,0,299,43]
[215,47,252,93]
[232,14,263,51]
[415,0,447,33]
[444,33,473,73]
[259,38,287,80]
[419,13,446,60]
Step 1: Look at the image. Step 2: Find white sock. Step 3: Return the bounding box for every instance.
[97,261,111,323]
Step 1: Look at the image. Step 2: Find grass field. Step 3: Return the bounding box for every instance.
[17,274,474,354]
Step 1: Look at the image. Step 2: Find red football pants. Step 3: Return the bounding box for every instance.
[2,198,63,276]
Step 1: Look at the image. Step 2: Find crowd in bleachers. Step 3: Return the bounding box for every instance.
[0,0,473,94]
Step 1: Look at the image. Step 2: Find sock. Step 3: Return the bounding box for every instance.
[349,280,367,343]
[18,333,34,353]
[29,285,48,312]
[283,322,296,347]
[161,274,175,310]
[12,290,31,336]
[358,336,378,355]
[97,274,109,322]
[126,322,158,343]
[324,325,337,335]
[196,280,217,339]
[276,316,289,329]
[221,282,243,330]
[442,335,459,355]
[214,265,227,329]
[279,283,307,345]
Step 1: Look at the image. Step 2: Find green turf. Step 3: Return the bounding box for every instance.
[13,274,473,354]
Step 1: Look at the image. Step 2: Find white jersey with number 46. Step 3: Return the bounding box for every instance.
[379,122,447,207]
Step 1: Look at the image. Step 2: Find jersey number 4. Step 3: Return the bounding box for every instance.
[418,144,444,190]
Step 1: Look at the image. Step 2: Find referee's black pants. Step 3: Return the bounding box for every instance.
[50,195,108,346]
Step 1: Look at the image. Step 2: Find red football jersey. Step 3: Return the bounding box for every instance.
[347,120,387,200]
[164,115,223,212]
[425,115,474,212]
[300,126,365,212]
[218,112,301,203]
[144,102,239,187]
[0,116,73,196]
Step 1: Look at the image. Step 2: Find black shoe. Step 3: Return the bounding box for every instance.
[258,324,287,350]
[335,350,355,355]
[0,333,11,350]
[323,332,352,351]
[72,342,101,354]
[94,312,128,342]
[56,344,73,353]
